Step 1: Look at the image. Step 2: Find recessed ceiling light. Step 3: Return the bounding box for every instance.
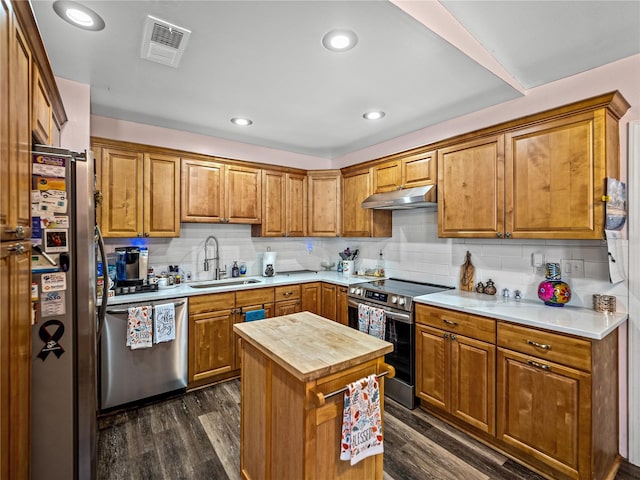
[363,111,386,120]
[231,117,253,127]
[53,1,105,31]
[322,29,358,52]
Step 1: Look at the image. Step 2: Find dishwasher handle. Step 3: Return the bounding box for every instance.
[106,300,186,315]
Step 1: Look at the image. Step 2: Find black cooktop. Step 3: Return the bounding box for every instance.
[357,278,454,297]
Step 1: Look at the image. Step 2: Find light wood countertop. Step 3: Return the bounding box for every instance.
[233,311,393,382]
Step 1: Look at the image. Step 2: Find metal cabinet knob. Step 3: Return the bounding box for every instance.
[7,243,26,254]
[6,226,25,238]
[496,232,503,238]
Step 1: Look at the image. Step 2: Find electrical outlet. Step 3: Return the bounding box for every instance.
[561,259,584,278]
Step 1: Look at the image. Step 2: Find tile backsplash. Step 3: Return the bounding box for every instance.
[104,208,628,312]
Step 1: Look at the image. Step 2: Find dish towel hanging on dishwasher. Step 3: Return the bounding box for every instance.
[244,309,265,322]
[357,304,370,333]
[154,302,175,343]
[368,307,386,340]
[340,374,384,465]
[126,305,152,349]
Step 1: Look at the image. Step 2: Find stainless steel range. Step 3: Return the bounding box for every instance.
[347,278,454,409]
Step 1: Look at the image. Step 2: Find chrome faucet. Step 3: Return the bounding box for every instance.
[203,235,226,280]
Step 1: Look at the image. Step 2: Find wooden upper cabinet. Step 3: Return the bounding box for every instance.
[372,149,436,193]
[225,164,261,224]
[307,170,341,237]
[143,152,181,237]
[342,168,391,238]
[97,144,180,237]
[181,158,224,222]
[1,14,32,242]
[505,111,615,239]
[438,92,629,240]
[438,135,504,238]
[31,63,52,145]
[252,170,306,237]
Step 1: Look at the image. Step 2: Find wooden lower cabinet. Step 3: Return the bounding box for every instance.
[188,288,274,387]
[415,323,496,435]
[320,283,337,320]
[415,303,621,480]
[301,282,321,315]
[275,284,301,316]
[336,286,348,326]
[496,322,619,480]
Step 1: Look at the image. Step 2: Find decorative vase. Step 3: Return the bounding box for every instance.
[538,263,571,307]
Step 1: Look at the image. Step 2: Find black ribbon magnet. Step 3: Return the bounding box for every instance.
[37,319,65,361]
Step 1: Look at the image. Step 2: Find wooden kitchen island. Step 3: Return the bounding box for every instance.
[233,312,394,480]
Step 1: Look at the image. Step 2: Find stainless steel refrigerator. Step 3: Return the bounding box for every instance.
[30,146,107,480]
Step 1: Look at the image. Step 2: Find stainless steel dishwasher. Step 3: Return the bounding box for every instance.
[100,298,188,410]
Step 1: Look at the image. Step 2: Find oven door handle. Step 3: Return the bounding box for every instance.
[348,299,412,324]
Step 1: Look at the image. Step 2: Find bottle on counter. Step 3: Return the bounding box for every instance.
[377,250,385,276]
[232,261,240,278]
[240,263,247,276]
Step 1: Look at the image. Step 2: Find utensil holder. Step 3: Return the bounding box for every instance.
[593,294,616,313]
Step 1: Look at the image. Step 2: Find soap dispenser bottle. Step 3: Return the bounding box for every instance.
[232,261,240,278]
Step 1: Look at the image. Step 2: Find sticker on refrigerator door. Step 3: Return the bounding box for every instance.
[31,282,39,301]
[43,229,68,253]
[37,189,67,214]
[32,153,66,178]
[40,291,66,317]
[41,272,66,292]
[40,215,69,229]
[36,319,65,361]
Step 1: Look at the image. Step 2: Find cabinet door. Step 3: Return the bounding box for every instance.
[2,15,31,241]
[402,150,436,189]
[415,324,449,410]
[0,0,8,244]
[450,335,495,434]
[189,308,235,383]
[258,170,286,236]
[372,160,401,193]
[497,348,590,479]
[301,282,321,315]
[181,158,224,222]
[225,165,261,224]
[286,173,307,237]
[275,299,301,316]
[1,241,32,480]
[32,64,51,144]
[143,152,180,237]
[438,135,504,238]
[505,113,604,239]
[342,169,372,237]
[336,286,348,326]
[100,147,144,237]
[320,283,336,320]
[307,170,340,237]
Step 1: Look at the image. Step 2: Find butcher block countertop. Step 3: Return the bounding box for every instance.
[233,311,393,383]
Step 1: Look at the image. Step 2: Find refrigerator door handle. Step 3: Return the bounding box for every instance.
[96,225,108,341]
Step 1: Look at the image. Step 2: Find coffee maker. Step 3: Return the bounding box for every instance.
[115,247,145,287]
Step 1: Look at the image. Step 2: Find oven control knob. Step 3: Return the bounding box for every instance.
[398,297,406,306]
[355,288,362,295]
[391,296,398,304]
[350,287,356,294]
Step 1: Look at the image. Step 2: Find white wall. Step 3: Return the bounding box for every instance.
[56,77,90,152]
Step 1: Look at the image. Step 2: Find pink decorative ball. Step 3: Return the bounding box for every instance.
[538,280,571,307]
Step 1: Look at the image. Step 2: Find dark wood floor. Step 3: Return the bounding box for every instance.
[97,379,640,480]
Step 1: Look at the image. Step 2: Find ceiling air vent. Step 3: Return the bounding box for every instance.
[141,15,191,68]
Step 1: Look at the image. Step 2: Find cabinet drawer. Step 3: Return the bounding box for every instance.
[497,322,591,371]
[415,305,495,343]
[236,287,274,307]
[189,292,235,314]
[275,284,301,301]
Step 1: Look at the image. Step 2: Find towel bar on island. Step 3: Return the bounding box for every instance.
[309,364,395,407]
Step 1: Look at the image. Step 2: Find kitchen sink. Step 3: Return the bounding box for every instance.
[188,279,262,289]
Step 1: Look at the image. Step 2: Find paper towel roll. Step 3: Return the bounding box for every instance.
[262,252,277,277]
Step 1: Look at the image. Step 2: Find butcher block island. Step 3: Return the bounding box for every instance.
[233,312,394,480]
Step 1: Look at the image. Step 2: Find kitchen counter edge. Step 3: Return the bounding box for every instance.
[414,290,627,340]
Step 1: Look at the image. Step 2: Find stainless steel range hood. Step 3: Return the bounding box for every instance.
[361,185,437,210]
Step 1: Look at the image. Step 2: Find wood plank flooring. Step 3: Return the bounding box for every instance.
[97,379,640,480]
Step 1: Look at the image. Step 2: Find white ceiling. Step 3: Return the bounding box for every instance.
[30,0,640,159]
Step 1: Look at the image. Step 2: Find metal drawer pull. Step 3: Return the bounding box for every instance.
[527,360,551,371]
[442,319,458,327]
[283,291,292,297]
[527,340,551,350]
